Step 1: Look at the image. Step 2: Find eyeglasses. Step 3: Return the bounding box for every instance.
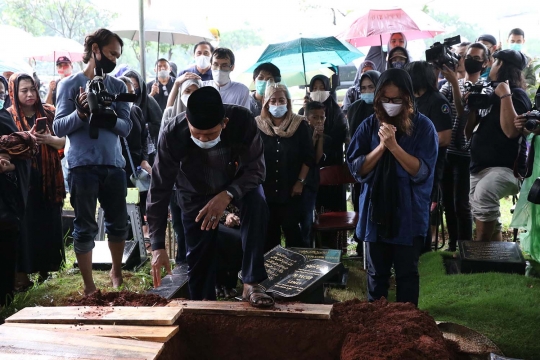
[380,96,403,104]
[162,85,168,96]
[0,92,6,100]
[211,63,233,71]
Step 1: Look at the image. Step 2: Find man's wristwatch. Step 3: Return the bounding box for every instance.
[226,190,234,200]
[297,178,306,184]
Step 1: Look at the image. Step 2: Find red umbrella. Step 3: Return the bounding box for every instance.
[338,7,445,47]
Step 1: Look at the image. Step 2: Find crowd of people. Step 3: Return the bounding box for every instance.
[1,26,539,309]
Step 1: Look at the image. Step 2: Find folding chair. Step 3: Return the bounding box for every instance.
[312,164,358,251]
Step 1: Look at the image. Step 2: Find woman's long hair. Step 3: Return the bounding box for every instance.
[373,82,415,136]
[494,60,526,89]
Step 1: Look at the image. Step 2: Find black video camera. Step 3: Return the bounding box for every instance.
[524,110,540,132]
[464,80,493,109]
[425,35,461,70]
[85,69,137,139]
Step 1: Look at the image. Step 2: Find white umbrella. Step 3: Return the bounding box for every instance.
[111,10,214,61]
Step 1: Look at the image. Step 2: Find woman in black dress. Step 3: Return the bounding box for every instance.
[255,83,315,252]
[7,73,65,289]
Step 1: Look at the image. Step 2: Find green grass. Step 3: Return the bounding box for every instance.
[418,252,540,359]
[0,245,153,322]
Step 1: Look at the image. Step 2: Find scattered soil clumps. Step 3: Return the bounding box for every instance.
[174,298,462,360]
[67,290,169,307]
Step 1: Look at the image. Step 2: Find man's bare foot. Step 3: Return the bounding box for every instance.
[109,268,123,288]
[84,284,97,296]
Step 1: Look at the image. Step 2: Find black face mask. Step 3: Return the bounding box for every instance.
[464,58,484,74]
[135,88,141,97]
[94,46,117,74]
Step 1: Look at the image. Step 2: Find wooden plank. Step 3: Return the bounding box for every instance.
[2,323,179,343]
[5,306,182,326]
[0,326,163,359]
[168,300,333,320]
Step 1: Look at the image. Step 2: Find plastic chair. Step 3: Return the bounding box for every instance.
[312,164,359,250]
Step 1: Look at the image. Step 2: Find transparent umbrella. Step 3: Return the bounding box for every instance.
[111,10,214,61]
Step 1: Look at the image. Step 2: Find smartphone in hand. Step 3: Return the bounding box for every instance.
[36,117,47,133]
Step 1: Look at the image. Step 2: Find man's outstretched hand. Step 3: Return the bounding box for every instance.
[151,249,172,288]
[195,191,232,231]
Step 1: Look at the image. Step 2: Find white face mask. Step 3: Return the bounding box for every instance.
[195,55,211,69]
[382,103,402,117]
[191,132,222,149]
[212,70,230,86]
[310,90,330,103]
[158,70,169,79]
[181,94,190,107]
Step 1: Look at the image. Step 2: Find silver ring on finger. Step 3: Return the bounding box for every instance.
[210,216,217,222]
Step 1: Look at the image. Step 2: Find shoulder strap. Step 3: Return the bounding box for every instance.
[122,137,137,175]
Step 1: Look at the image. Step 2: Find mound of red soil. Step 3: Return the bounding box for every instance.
[173,298,462,360]
[67,290,169,307]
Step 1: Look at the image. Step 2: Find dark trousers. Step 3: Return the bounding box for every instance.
[0,227,18,307]
[216,224,242,288]
[366,236,424,307]
[299,188,317,248]
[170,191,186,264]
[266,197,303,252]
[441,153,472,249]
[181,186,268,300]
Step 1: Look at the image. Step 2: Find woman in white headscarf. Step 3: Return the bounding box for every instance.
[162,73,203,125]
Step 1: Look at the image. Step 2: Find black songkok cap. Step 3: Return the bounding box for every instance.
[186,86,225,130]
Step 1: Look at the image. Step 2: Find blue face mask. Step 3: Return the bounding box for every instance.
[509,43,523,52]
[391,61,405,69]
[255,80,267,96]
[191,132,221,149]
[269,104,287,118]
[0,99,4,110]
[360,92,374,104]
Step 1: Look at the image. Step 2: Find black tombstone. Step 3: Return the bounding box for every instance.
[458,241,526,275]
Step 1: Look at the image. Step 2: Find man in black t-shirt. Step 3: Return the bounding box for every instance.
[465,49,532,241]
[406,62,452,249]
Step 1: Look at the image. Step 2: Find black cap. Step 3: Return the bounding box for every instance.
[477,34,497,46]
[56,56,71,65]
[493,49,528,71]
[186,86,225,130]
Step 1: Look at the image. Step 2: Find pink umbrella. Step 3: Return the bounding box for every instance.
[30,36,84,62]
[338,8,445,47]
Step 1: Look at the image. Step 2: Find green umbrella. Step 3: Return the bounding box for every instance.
[247,36,364,86]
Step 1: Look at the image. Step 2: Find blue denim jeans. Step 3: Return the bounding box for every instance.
[69,166,128,254]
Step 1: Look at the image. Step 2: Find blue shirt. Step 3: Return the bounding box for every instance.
[53,72,132,169]
[178,65,213,81]
[346,113,438,245]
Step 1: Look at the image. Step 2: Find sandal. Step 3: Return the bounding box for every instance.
[242,284,274,308]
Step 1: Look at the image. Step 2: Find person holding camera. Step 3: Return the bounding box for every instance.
[439,42,492,249]
[510,108,540,262]
[53,28,132,295]
[464,49,532,242]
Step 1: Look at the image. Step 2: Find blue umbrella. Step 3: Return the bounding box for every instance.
[248,36,364,86]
